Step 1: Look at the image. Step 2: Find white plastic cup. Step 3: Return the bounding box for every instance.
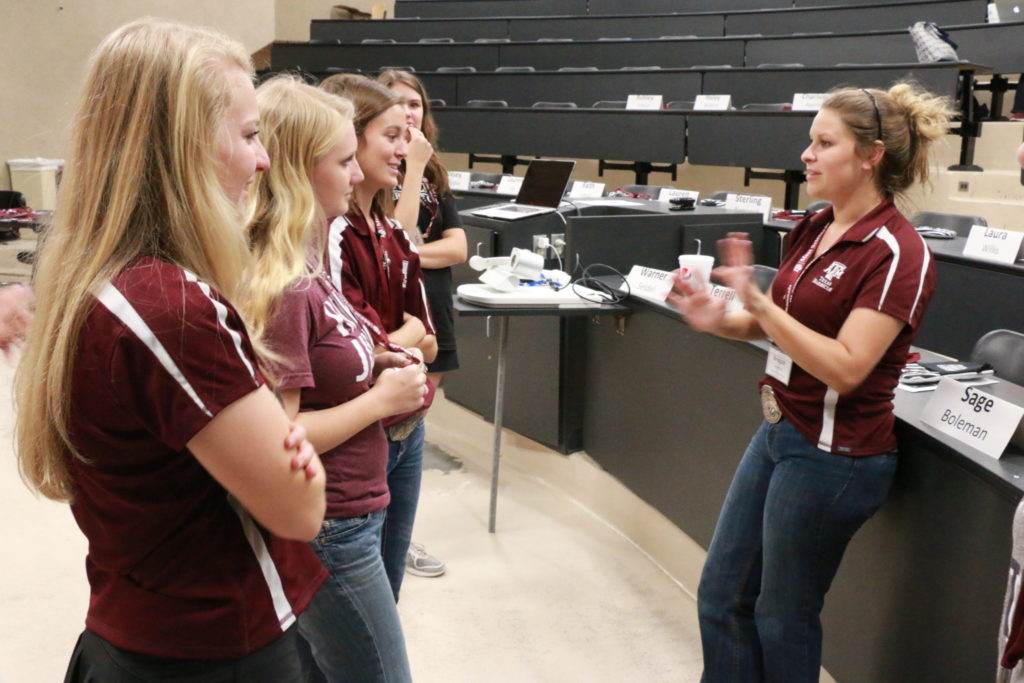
[677,254,714,290]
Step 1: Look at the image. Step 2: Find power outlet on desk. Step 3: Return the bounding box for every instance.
[532,234,550,255]
[551,233,565,256]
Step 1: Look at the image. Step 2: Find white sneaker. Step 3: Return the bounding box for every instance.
[405,542,446,577]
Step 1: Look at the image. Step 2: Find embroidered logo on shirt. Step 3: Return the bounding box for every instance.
[402,260,409,289]
[812,261,847,292]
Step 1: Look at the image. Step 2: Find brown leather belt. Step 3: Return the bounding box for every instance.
[760,385,782,424]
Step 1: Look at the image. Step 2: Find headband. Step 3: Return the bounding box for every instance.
[862,88,883,140]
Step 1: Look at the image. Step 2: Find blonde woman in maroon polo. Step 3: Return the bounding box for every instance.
[668,84,952,682]
[14,20,328,680]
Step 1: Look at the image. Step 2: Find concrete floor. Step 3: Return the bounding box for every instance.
[0,363,706,682]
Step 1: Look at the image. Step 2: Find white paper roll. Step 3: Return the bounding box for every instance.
[509,248,544,280]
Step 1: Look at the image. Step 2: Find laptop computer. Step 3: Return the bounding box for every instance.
[991,0,1024,22]
[470,159,576,220]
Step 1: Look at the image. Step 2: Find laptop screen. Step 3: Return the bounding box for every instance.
[515,159,576,207]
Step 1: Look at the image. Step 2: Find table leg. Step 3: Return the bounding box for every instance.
[489,315,509,533]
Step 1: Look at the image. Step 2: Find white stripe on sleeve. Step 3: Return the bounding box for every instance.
[874,226,900,311]
[182,271,256,382]
[96,283,213,418]
[228,497,297,631]
[327,217,348,294]
[909,233,931,322]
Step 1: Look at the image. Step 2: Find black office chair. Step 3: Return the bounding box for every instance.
[467,99,509,107]
[806,200,831,213]
[745,102,790,111]
[436,66,476,73]
[429,98,446,107]
[558,66,598,71]
[756,63,805,68]
[532,101,577,108]
[753,264,778,293]
[419,37,454,43]
[742,103,792,111]
[970,329,1024,385]
[909,211,987,237]
[620,66,662,71]
[381,65,415,72]
[362,38,396,44]
[0,191,27,209]
[592,100,628,109]
[496,66,535,72]
[622,184,674,196]
[665,100,695,110]
[474,38,511,43]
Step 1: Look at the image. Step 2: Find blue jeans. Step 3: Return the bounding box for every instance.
[382,420,425,602]
[698,419,897,683]
[297,510,412,683]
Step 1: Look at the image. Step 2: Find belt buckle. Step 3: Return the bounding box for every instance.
[760,385,782,424]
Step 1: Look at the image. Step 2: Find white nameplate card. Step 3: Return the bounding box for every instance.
[626,94,664,110]
[495,175,524,196]
[709,284,742,313]
[658,188,700,203]
[920,377,1024,459]
[765,344,793,385]
[568,180,606,199]
[625,265,674,302]
[694,94,732,111]
[725,193,773,222]
[448,171,471,191]
[962,225,1024,265]
[791,93,827,111]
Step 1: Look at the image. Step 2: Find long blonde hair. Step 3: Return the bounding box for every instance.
[245,75,354,346]
[15,18,256,501]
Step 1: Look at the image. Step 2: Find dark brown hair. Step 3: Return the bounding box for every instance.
[319,73,403,215]
[377,69,450,197]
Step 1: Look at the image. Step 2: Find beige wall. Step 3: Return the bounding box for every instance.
[0,0,337,192]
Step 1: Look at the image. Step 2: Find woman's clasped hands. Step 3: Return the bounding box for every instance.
[373,348,429,414]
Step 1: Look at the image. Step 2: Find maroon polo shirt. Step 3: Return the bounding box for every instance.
[325,210,436,426]
[760,198,936,456]
[265,273,390,519]
[326,209,435,339]
[68,257,326,658]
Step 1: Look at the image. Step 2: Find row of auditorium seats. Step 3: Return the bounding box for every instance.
[301,62,973,119]
[319,0,988,43]
[275,22,1024,76]
[393,0,958,19]
[431,99,790,111]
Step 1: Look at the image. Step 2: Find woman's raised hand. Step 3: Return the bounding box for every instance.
[405,127,433,172]
[667,271,727,332]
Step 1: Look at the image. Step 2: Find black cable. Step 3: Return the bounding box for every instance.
[570,262,630,304]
